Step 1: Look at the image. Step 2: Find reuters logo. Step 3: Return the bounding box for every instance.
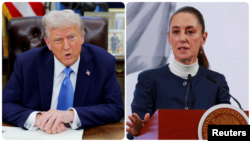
[198,104,249,140]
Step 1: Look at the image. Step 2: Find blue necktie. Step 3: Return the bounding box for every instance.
[57,67,74,110]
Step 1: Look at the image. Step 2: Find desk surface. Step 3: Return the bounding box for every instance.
[3,122,124,140]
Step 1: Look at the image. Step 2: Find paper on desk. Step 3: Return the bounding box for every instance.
[2,126,83,140]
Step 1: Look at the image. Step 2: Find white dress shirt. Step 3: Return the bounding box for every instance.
[169,58,199,79]
[24,56,81,131]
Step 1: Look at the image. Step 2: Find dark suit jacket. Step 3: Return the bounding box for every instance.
[2,43,124,130]
[127,64,230,139]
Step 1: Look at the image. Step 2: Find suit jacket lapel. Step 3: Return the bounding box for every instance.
[38,50,54,111]
[74,46,94,106]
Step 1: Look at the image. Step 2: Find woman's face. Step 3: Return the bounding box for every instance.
[167,12,207,65]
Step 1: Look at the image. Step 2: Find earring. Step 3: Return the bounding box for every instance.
[170,47,172,54]
[200,46,203,54]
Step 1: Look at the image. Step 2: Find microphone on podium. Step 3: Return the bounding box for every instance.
[206,75,243,111]
[185,74,192,110]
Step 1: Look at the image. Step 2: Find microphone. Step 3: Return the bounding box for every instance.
[185,74,192,110]
[206,75,243,111]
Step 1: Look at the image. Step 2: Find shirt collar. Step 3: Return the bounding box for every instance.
[54,56,80,77]
[170,58,199,76]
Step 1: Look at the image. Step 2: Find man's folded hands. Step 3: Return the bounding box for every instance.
[35,109,75,134]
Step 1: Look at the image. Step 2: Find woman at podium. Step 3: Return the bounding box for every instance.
[126,6,231,139]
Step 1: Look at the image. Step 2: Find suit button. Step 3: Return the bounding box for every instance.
[183,81,187,86]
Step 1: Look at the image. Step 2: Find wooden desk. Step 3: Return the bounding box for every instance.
[3,122,124,140]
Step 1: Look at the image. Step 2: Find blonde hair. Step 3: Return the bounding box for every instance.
[42,9,84,37]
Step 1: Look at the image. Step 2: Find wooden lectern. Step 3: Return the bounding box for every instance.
[135,109,249,140]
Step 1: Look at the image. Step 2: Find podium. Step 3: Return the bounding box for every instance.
[135,109,249,140]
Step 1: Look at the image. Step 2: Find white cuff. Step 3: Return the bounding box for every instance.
[24,111,41,131]
[67,108,81,129]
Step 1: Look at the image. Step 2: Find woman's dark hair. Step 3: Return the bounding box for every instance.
[169,6,209,69]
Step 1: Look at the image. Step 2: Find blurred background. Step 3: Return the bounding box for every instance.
[2,2,125,121]
[126,2,249,125]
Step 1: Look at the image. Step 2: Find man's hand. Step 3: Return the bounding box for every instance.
[35,113,67,134]
[38,109,74,131]
[126,113,150,136]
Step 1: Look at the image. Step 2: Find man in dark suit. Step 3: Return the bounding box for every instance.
[2,9,123,134]
[111,33,117,53]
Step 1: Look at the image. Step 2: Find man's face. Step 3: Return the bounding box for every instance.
[44,24,84,67]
